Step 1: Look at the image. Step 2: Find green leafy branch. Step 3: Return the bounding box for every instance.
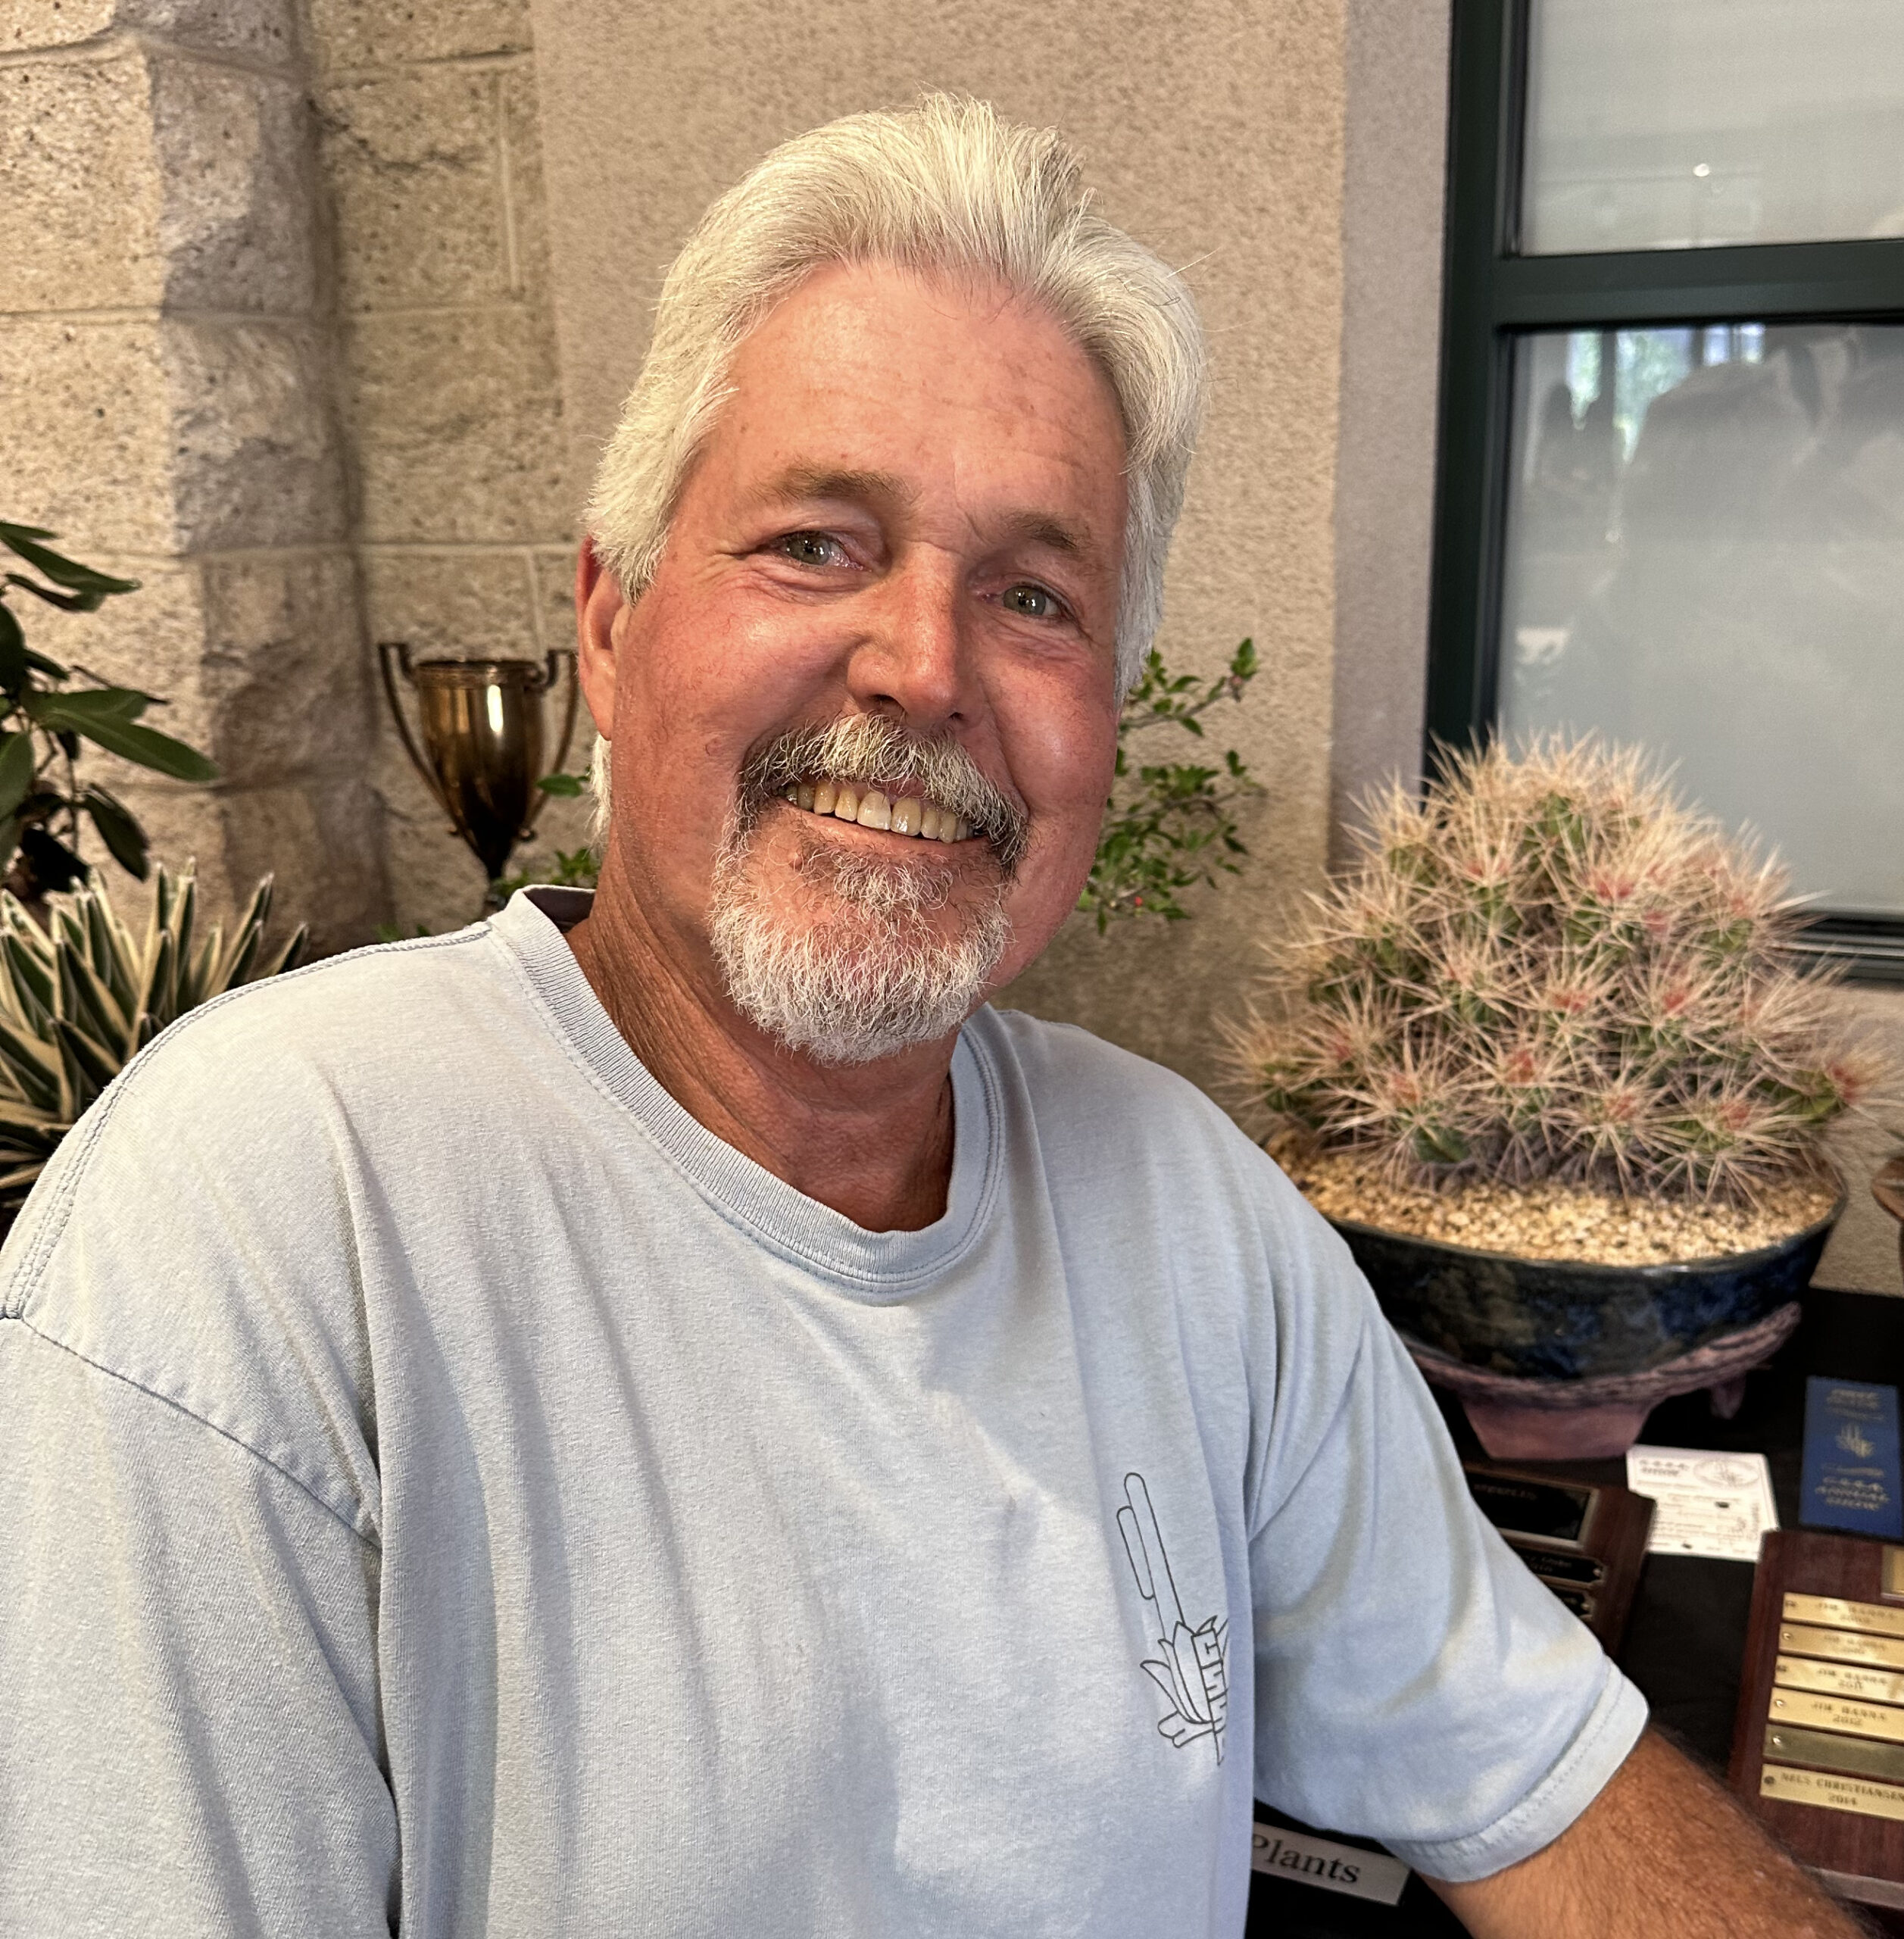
[1077,637,1261,931]
[0,523,217,903]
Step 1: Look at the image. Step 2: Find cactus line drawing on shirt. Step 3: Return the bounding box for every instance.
[1117,1471,1228,1763]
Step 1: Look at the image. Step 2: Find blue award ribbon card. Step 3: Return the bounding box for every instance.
[1801,1377,1904,1541]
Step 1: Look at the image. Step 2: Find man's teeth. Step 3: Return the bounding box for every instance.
[782,779,972,842]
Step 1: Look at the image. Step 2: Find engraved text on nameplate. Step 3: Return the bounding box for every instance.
[1762,1764,1904,1822]
[1765,1722,1904,1784]
[1779,1623,1904,1671]
[1784,1593,1904,1639]
[1769,1689,1904,1743]
[1775,1655,1904,1706]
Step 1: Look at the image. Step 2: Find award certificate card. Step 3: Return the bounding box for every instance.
[1625,1445,1780,1562]
[1802,1379,1904,1542]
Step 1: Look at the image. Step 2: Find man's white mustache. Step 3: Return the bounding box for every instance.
[738,715,1029,871]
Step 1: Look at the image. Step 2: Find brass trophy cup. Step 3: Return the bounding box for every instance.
[379,644,580,904]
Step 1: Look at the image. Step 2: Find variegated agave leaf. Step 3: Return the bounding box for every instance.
[0,866,307,1212]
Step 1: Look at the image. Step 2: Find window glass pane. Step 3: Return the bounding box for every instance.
[1523,0,1904,254]
[1498,323,1904,918]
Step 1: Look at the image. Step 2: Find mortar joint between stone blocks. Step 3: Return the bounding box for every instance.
[312,51,535,86]
[0,31,303,84]
[495,70,522,295]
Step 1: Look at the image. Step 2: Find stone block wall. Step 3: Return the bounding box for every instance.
[306,0,590,936]
[0,0,592,952]
[0,0,385,954]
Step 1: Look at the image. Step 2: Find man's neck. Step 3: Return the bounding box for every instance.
[562,882,960,1234]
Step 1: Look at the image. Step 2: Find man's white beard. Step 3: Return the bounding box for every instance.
[707,820,1011,1066]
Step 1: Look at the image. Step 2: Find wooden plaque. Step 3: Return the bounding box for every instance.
[1463,1463,1654,1653]
[1731,1528,1904,1909]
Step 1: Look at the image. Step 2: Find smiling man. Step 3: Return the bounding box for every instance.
[0,98,1858,1939]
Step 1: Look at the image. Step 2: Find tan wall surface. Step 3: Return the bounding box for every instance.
[305,0,593,934]
[527,0,1350,1101]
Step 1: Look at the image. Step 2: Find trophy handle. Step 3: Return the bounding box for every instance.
[523,648,581,835]
[378,641,454,823]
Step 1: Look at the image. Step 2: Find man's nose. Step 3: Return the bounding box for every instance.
[843,554,969,728]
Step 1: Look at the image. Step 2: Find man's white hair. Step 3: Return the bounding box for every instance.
[585,92,1207,713]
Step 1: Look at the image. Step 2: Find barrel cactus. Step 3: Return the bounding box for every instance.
[0,866,306,1210]
[1234,738,1879,1204]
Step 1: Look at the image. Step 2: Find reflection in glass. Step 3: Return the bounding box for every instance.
[1524,0,1904,254]
[1499,323,1904,918]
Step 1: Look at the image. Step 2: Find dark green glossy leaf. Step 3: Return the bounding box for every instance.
[25,688,151,728]
[80,787,149,880]
[537,770,585,797]
[0,732,36,822]
[3,574,104,614]
[27,696,214,782]
[0,526,139,598]
[0,602,25,695]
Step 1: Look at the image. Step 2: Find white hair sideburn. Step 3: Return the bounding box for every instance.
[585,93,1208,717]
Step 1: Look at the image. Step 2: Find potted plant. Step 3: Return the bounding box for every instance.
[0,520,218,909]
[0,523,308,1215]
[1232,738,1884,1458]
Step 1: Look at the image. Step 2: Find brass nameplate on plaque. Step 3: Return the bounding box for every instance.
[1781,1623,1904,1671]
[1762,1763,1904,1823]
[1765,1723,1904,1784]
[1784,1594,1904,1639]
[1777,1655,1904,1707]
[1770,1690,1904,1744]
[1887,1547,1904,1603]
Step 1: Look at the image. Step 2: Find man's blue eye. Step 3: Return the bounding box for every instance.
[1004,584,1059,619]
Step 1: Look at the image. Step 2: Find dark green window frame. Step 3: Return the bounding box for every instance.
[1425,0,1904,981]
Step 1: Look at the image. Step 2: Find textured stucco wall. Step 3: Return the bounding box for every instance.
[1330,0,1450,857]
[527,0,1350,1100]
[304,0,593,934]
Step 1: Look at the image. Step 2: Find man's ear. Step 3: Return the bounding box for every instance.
[575,537,629,738]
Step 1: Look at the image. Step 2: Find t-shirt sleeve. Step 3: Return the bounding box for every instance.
[0,1317,396,1937]
[1244,1188,1648,1881]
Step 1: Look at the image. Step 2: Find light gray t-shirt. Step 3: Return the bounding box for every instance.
[0,888,1645,1937]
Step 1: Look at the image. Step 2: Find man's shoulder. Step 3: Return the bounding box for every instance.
[137,920,510,1076]
[2,918,532,1307]
[48,915,545,1167]
[0,930,517,1542]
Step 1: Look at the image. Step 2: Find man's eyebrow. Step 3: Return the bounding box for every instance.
[748,466,1110,571]
[991,508,1106,569]
[746,464,919,512]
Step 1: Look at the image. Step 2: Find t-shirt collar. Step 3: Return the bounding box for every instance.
[489,887,1000,1300]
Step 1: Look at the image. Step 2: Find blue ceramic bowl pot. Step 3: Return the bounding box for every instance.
[1328,1189,1845,1382]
